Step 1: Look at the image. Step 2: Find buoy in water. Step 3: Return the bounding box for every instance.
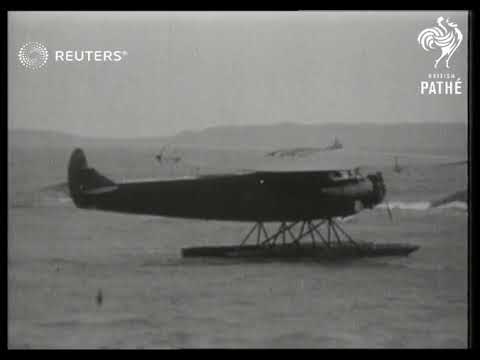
[96,289,103,307]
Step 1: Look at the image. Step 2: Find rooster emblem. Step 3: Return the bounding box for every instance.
[417,16,463,69]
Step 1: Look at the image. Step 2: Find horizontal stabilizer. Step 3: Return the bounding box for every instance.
[83,185,119,195]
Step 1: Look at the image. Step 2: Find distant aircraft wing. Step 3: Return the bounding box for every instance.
[150,144,466,176]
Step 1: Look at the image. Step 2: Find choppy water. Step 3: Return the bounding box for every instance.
[8,146,468,348]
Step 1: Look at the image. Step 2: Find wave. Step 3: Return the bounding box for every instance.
[374,189,468,212]
[436,201,468,210]
[11,182,73,208]
[376,202,431,211]
[41,181,70,196]
[37,182,72,206]
[430,189,467,207]
[376,200,467,212]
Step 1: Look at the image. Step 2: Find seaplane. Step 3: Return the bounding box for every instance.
[266,136,343,158]
[155,145,182,164]
[67,148,419,261]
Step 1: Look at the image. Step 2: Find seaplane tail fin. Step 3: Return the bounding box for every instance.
[68,148,117,208]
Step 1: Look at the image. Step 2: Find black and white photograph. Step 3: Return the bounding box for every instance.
[7,10,470,348]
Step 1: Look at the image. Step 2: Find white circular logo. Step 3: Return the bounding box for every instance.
[18,42,49,70]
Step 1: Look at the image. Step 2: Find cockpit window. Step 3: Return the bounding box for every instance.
[329,169,363,181]
[330,170,348,180]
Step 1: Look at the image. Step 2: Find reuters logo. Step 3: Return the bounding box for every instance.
[18,42,49,70]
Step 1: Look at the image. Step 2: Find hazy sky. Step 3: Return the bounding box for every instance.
[8,11,469,138]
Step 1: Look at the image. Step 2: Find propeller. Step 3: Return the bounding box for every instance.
[375,172,393,222]
[385,199,393,222]
[367,171,393,223]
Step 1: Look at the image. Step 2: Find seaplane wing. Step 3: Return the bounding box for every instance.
[266,147,324,158]
[263,148,466,172]
[266,137,343,158]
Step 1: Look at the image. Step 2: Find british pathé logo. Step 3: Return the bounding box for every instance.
[417,17,463,96]
[417,16,463,69]
[419,73,462,95]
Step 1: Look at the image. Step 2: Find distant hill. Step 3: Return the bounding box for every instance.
[9,129,82,148]
[170,122,467,156]
[9,122,467,157]
[8,129,169,149]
